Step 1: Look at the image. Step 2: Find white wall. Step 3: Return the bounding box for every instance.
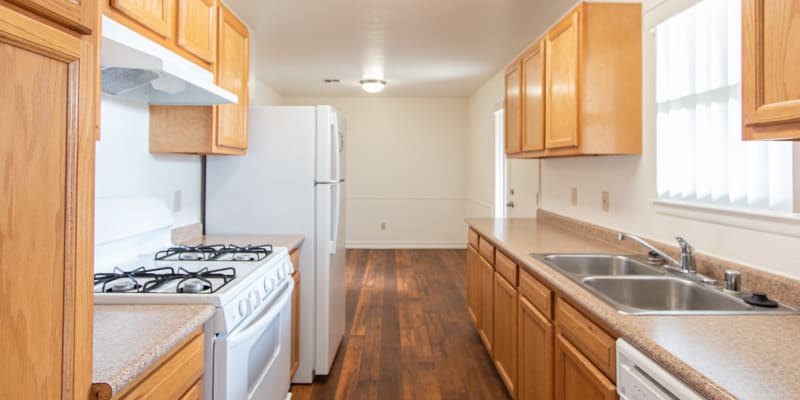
[283,96,469,248]
[466,72,503,217]
[96,94,203,227]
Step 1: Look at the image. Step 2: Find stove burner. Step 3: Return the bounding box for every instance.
[154,244,273,262]
[94,266,175,293]
[181,279,210,293]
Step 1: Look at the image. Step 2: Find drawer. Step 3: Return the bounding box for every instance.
[555,298,616,382]
[495,250,518,286]
[478,236,495,264]
[519,269,552,319]
[468,228,479,249]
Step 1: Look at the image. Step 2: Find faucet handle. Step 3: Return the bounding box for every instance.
[675,237,693,253]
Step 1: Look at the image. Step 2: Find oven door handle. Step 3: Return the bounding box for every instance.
[228,279,293,347]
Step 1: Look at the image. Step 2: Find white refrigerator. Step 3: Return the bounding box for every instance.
[205,105,346,384]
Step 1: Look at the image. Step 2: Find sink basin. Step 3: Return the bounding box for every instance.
[582,276,751,314]
[538,254,664,277]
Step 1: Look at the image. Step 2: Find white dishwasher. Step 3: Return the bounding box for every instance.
[616,339,706,400]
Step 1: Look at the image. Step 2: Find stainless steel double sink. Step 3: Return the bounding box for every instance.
[530,254,797,315]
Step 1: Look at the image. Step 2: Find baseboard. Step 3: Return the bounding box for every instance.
[346,241,467,249]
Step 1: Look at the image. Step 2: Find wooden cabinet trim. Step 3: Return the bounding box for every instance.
[495,250,518,286]
[555,298,616,382]
[478,236,495,265]
[519,268,552,320]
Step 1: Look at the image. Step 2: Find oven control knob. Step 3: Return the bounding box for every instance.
[249,291,260,307]
[238,298,251,317]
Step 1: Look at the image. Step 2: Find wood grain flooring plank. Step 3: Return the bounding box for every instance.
[291,249,510,400]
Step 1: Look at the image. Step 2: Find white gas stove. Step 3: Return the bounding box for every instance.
[94,244,293,333]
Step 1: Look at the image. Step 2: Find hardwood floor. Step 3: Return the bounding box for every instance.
[291,249,511,400]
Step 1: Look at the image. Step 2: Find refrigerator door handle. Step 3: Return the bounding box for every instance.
[314,179,345,185]
[329,182,341,254]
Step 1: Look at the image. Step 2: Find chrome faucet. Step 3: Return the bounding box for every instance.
[675,236,696,273]
[617,233,697,273]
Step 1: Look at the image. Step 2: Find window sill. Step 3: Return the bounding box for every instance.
[652,199,800,238]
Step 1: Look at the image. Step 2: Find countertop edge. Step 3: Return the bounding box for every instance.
[465,219,737,400]
[92,305,216,398]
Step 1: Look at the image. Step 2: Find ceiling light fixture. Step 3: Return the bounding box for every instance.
[360,79,386,93]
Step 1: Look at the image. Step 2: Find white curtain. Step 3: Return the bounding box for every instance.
[655,0,793,212]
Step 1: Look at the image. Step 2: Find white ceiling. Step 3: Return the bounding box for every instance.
[224,0,577,97]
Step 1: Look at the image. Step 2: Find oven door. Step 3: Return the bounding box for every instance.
[214,279,293,400]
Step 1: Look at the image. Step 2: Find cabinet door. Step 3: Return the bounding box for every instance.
[110,0,174,38]
[505,60,522,154]
[479,257,494,354]
[180,379,203,400]
[216,3,249,149]
[291,270,301,379]
[0,8,85,399]
[554,335,616,400]
[467,245,481,328]
[7,0,93,33]
[742,0,800,140]
[522,40,546,152]
[177,0,216,63]
[518,295,554,400]
[546,7,581,149]
[493,272,518,396]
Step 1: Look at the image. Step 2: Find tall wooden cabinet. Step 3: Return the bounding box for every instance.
[742,0,800,140]
[0,1,98,399]
[479,257,495,354]
[493,270,518,396]
[503,2,642,158]
[215,2,249,150]
[518,296,554,400]
[505,60,522,154]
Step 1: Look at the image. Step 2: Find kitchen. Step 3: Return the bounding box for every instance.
[2,0,800,399]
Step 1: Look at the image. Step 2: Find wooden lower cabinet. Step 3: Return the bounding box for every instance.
[493,272,518,396]
[466,245,481,327]
[554,334,616,400]
[96,329,205,400]
[479,257,495,354]
[518,295,554,400]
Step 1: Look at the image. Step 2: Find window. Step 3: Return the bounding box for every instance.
[494,109,507,218]
[655,0,796,213]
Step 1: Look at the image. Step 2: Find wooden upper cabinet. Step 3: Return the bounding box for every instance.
[177,0,216,63]
[0,4,96,400]
[503,2,641,159]
[522,39,546,153]
[742,0,800,140]
[505,60,523,154]
[110,0,174,38]
[545,8,580,150]
[555,334,616,400]
[216,3,249,149]
[7,0,94,33]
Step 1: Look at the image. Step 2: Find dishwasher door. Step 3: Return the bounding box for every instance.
[616,339,706,400]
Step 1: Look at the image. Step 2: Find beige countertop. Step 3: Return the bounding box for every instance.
[182,234,305,252]
[92,304,215,397]
[466,217,800,400]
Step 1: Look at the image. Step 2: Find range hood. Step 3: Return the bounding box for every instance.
[101,16,237,105]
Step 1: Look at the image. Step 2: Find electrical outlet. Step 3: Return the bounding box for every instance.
[571,188,578,206]
[380,222,387,231]
[601,191,610,212]
[173,190,182,212]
